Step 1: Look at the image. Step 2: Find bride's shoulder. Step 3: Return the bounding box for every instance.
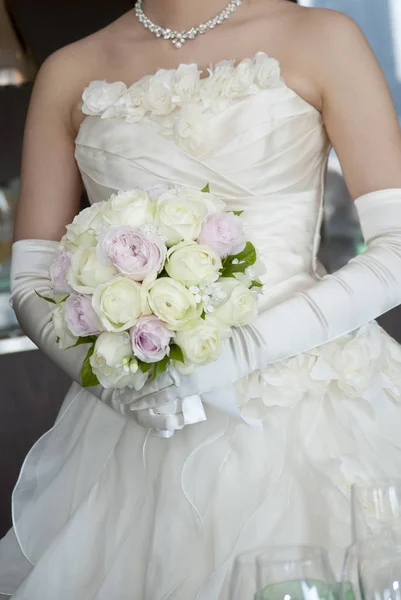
[284,5,375,95]
[32,23,122,132]
[36,28,111,93]
[292,6,369,62]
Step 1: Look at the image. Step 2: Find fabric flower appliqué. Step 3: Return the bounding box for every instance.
[80,52,282,151]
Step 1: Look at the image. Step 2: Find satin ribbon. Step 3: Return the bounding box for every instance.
[131,384,263,438]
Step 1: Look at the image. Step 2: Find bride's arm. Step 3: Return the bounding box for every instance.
[131,10,401,407]
[11,48,174,415]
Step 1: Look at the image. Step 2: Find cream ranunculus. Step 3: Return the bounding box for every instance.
[81,80,126,116]
[209,278,258,327]
[147,277,202,331]
[92,277,143,332]
[90,331,140,389]
[51,303,78,349]
[165,241,222,286]
[175,318,224,366]
[101,189,154,228]
[62,202,106,250]
[67,247,117,294]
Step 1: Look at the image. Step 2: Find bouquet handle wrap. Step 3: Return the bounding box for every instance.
[10,239,176,418]
[134,188,401,405]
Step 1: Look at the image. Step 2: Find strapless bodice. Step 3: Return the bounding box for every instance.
[74,52,332,309]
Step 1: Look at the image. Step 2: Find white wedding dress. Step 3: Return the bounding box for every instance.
[2,52,401,599]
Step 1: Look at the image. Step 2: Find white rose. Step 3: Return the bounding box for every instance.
[155,190,207,246]
[92,277,143,332]
[155,188,224,246]
[51,303,78,349]
[147,277,202,330]
[102,83,146,122]
[62,203,106,250]
[209,278,258,326]
[67,247,117,294]
[173,64,201,104]
[253,53,281,89]
[81,81,126,116]
[178,189,225,215]
[174,103,206,150]
[175,318,223,366]
[142,70,175,116]
[102,189,154,228]
[90,331,140,389]
[165,241,222,286]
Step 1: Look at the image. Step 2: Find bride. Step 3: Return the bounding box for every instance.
[2,0,401,597]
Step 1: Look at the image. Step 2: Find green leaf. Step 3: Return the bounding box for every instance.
[221,242,258,278]
[201,183,210,193]
[80,345,100,387]
[201,310,207,320]
[221,254,231,268]
[232,210,244,216]
[137,359,152,373]
[68,335,97,349]
[56,336,60,344]
[152,355,169,380]
[221,262,248,278]
[250,279,263,289]
[169,344,184,364]
[35,290,56,304]
[231,241,257,266]
[56,293,70,304]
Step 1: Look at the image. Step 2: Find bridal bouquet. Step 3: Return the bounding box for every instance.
[38,184,262,391]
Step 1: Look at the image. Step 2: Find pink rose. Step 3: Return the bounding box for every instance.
[197,212,246,258]
[97,226,166,281]
[50,251,73,294]
[130,315,173,363]
[64,294,102,337]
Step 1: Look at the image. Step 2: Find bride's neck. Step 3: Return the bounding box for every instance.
[139,0,240,30]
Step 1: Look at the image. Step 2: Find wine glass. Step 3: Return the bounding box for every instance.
[351,481,401,544]
[358,535,401,600]
[256,545,337,600]
[229,550,260,600]
[340,544,362,600]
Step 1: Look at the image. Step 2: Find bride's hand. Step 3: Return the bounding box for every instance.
[125,336,240,412]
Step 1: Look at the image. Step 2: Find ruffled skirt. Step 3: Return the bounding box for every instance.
[1,321,401,599]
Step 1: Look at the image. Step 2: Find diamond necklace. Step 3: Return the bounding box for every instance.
[134,0,243,49]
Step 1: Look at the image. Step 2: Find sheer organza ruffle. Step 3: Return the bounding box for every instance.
[2,322,401,598]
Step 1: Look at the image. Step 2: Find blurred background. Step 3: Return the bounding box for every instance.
[0,0,400,536]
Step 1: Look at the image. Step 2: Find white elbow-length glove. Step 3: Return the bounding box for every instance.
[132,187,401,411]
[10,239,176,419]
